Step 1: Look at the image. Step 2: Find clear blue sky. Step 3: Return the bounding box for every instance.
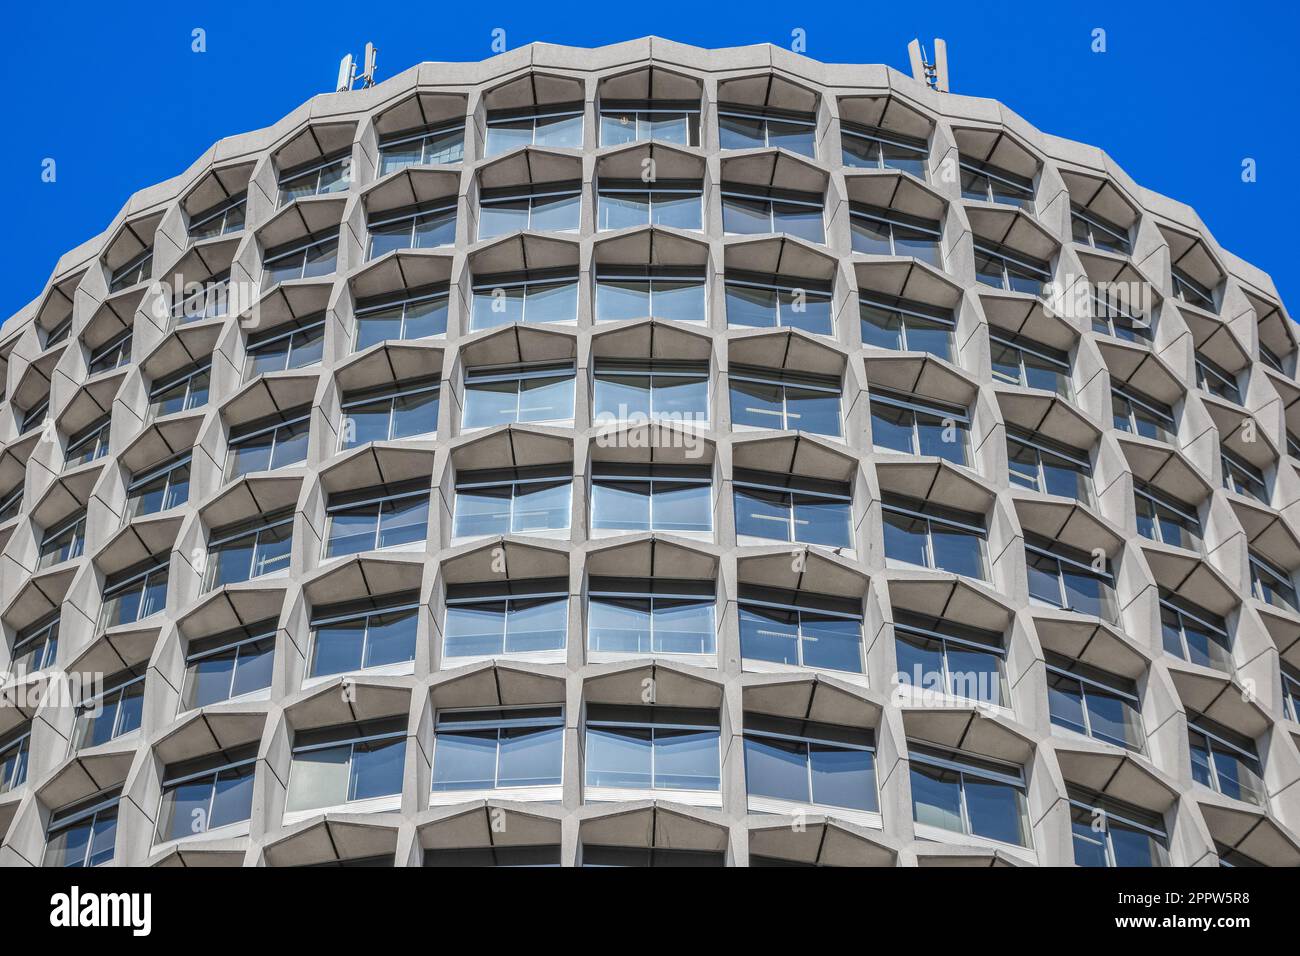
[2,0,1296,321]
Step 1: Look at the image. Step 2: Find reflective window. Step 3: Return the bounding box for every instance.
[443,578,568,658]
[432,707,564,791]
[590,462,711,535]
[870,390,969,465]
[341,377,440,448]
[1134,482,1202,551]
[597,178,703,231]
[990,330,1071,397]
[378,123,465,175]
[471,270,578,331]
[204,509,294,590]
[733,467,851,549]
[149,359,211,418]
[182,622,276,710]
[309,594,419,678]
[45,791,120,867]
[588,577,716,655]
[725,272,833,336]
[478,181,580,240]
[1111,384,1176,444]
[960,157,1034,207]
[73,670,145,749]
[454,465,572,538]
[64,416,110,468]
[599,101,700,147]
[894,610,1006,706]
[860,294,954,360]
[585,705,720,792]
[738,586,863,674]
[0,484,22,523]
[368,200,456,258]
[37,511,85,570]
[1195,354,1242,404]
[1091,285,1153,342]
[189,196,247,240]
[1047,652,1145,752]
[882,494,987,581]
[1025,534,1117,622]
[718,104,815,157]
[1220,448,1267,502]
[87,330,132,375]
[277,154,351,205]
[170,274,231,325]
[1188,713,1265,807]
[973,240,1051,295]
[596,267,707,324]
[325,481,430,558]
[245,317,325,378]
[485,104,583,156]
[1069,790,1167,867]
[227,408,310,478]
[11,614,59,676]
[1160,592,1234,675]
[109,250,153,293]
[744,713,878,812]
[593,360,709,423]
[0,723,29,795]
[849,204,942,268]
[100,557,168,628]
[285,718,407,813]
[1171,266,1216,312]
[463,362,575,429]
[722,183,825,243]
[156,745,256,843]
[126,453,191,518]
[21,396,49,434]
[1249,551,1298,614]
[262,232,339,288]
[1282,666,1300,722]
[354,287,448,351]
[909,744,1031,847]
[1006,429,1092,504]
[1071,204,1131,255]
[729,365,841,437]
[841,123,928,178]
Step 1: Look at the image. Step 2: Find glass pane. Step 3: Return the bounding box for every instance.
[1047,673,1087,735]
[734,487,791,542]
[791,495,851,548]
[722,196,772,235]
[946,644,1002,705]
[653,598,714,654]
[188,652,236,709]
[391,388,439,439]
[161,779,212,840]
[350,737,405,801]
[326,507,380,558]
[871,403,915,453]
[719,114,764,150]
[231,640,274,698]
[312,619,366,676]
[652,193,701,229]
[652,481,711,532]
[589,597,652,653]
[445,603,505,657]
[504,597,567,652]
[654,728,719,790]
[598,193,648,231]
[744,735,808,803]
[739,605,799,665]
[454,486,513,537]
[592,480,651,532]
[529,193,580,232]
[810,744,877,811]
[432,730,497,790]
[208,767,254,830]
[767,121,814,156]
[593,372,651,420]
[730,379,784,429]
[471,285,524,330]
[585,725,652,788]
[377,495,429,549]
[363,609,417,668]
[517,374,573,423]
[911,763,963,832]
[286,744,350,812]
[498,725,563,787]
[883,511,928,567]
[784,387,840,437]
[533,113,582,149]
[652,280,705,323]
[800,614,862,673]
[965,776,1027,845]
[726,284,779,329]
[779,289,832,335]
[930,526,985,580]
[596,279,650,323]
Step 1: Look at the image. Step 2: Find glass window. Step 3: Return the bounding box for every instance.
[893,611,1006,706]
[909,744,1031,846]
[1006,430,1092,504]
[725,273,833,335]
[595,268,707,324]
[0,724,31,795]
[367,201,456,259]
[1249,551,1298,614]
[1024,534,1117,622]
[109,250,153,292]
[592,360,709,424]
[432,706,563,791]
[21,396,49,434]
[1195,354,1242,404]
[277,154,351,205]
[718,105,815,157]
[341,377,439,448]
[226,409,310,478]
[1134,482,1202,551]
[882,495,987,581]
[590,463,711,535]
[310,596,419,678]
[588,577,716,655]
[64,417,111,469]
[156,746,257,842]
[285,718,407,813]
[325,482,430,558]
[973,240,1051,295]
[87,330,132,375]
[585,705,720,792]
[443,579,568,658]
[1220,448,1267,502]
[722,184,825,243]
[182,623,276,710]
[729,365,842,437]
[126,452,192,517]
[1282,666,1300,722]
[149,361,211,420]
[73,670,145,749]
[1188,714,1265,806]
[850,205,943,269]
[463,362,575,429]
[170,275,232,325]
[1091,285,1153,342]
[38,511,86,570]
[1070,204,1131,255]
[454,466,572,538]
[353,287,449,351]
[0,484,23,523]
[1171,266,1216,312]
[189,196,247,240]
[599,102,701,147]
[1069,791,1167,867]
[960,158,1034,207]
[245,318,324,378]
[45,791,120,867]
[262,233,339,288]
[471,271,579,331]
[1160,593,1234,675]
[100,557,168,629]
[841,124,928,178]
[485,105,583,156]
[1046,652,1145,752]
[733,468,851,548]
[1111,385,1176,444]
[870,390,969,465]
[10,614,59,676]
[597,178,703,231]
[859,295,954,360]
[204,510,294,590]
[478,182,580,240]
[744,713,878,812]
[378,123,465,175]
[738,587,863,673]
[990,330,1071,397]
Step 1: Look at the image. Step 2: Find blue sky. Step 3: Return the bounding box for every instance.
[2,0,1296,321]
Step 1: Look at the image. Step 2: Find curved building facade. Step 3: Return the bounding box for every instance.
[1,38,1298,867]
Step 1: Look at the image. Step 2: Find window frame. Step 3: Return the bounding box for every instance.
[728,364,843,437]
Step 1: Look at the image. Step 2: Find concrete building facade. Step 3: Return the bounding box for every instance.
[0,38,1298,867]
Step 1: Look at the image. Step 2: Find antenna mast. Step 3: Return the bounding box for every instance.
[336,42,379,92]
[907,38,949,92]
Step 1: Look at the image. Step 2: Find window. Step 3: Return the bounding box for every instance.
[463,362,575,429]
[595,266,707,324]
[324,481,429,558]
[894,610,1006,706]
[592,360,708,423]
[43,315,73,349]
[205,509,294,590]
[100,556,168,628]
[588,577,716,655]
[0,724,30,795]
[744,714,878,813]
[1069,790,1167,867]
[733,468,852,548]
[189,195,246,240]
[1134,482,1202,551]
[1260,341,1287,375]
[882,494,987,581]
[1006,428,1092,503]
[21,396,49,434]
[718,104,815,157]
[597,178,702,230]
[1287,430,1300,461]
[485,104,583,155]
[990,330,1071,397]
[585,705,720,792]
[1025,534,1117,622]
[1171,266,1216,312]
[354,287,449,351]
[960,157,1034,207]
[309,593,419,678]
[109,250,153,292]
[1250,551,1298,614]
[722,182,825,243]
[285,718,406,813]
[341,377,439,447]
[973,240,1051,294]
[426,845,561,867]
[64,416,110,468]
[1219,455,1267,512]
[849,204,942,268]
[739,586,863,673]
[443,578,568,658]
[87,330,132,375]
[45,791,120,867]
[156,745,257,842]
[582,846,723,867]
[245,317,324,378]
[10,614,58,676]
[1047,652,1145,752]
[432,706,563,792]
[470,270,578,330]
[262,231,339,288]
[0,484,22,523]
[725,272,833,335]
[729,365,842,437]
[366,201,457,260]
[278,153,350,205]
[170,274,231,324]
[859,294,954,360]
[1188,713,1265,806]
[149,359,210,418]
[1111,384,1176,444]
[37,511,85,570]
[1091,287,1153,343]
[73,670,145,749]
[599,101,700,147]
[454,465,572,538]
[870,389,969,465]
[1071,204,1131,255]
[378,122,465,175]
[227,408,310,478]
[841,123,927,178]
[478,181,580,239]
[1160,592,1234,674]
[1195,354,1242,404]
[126,452,191,517]
[588,462,709,534]
[182,621,275,710]
[909,744,1031,847]
[1282,666,1300,722]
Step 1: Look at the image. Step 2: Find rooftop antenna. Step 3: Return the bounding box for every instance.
[335,43,379,92]
[907,38,949,92]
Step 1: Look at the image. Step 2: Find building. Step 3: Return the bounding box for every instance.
[0,38,1298,867]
